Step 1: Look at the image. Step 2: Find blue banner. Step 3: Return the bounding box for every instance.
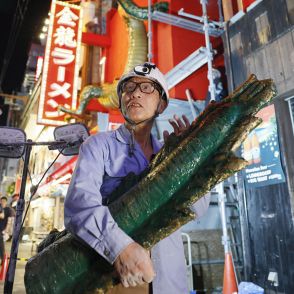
[241,105,285,188]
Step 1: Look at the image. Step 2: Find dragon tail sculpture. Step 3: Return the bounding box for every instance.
[24,75,277,293]
[117,0,168,20]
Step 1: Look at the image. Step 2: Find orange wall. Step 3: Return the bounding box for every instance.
[105,10,129,82]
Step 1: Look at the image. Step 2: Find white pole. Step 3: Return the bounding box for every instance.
[185,89,197,120]
[216,182,230,254]
[148,0,153,62]
[201,0,216,101]
[217,183,239,286]
[181,232,193,292]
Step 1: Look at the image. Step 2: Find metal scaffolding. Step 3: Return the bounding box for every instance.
[151,0,224,103]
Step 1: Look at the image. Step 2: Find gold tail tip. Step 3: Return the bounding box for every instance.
[248,73,257,81]
[224,156,248,172]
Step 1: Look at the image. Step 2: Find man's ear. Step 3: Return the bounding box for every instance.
[158,99,168,114]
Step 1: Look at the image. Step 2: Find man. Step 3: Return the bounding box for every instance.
[0,196,14,264]
[64,63,210,293]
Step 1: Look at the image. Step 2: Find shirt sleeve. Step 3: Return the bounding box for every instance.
[190,194,211,219]
[64,136,134,264]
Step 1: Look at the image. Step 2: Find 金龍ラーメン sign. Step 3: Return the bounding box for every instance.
[37,0,83,126]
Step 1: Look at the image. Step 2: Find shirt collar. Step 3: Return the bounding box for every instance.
[115,124,131,144]
[115,124,162,152]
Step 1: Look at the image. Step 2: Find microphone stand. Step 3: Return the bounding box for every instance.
[0,122,88,294]
[3,139,68,294]
[4,141,32,294]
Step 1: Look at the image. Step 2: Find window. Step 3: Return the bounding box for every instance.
[285,96,294,136]
[286,0,294,25]
[230,32,243,53]
[255,11,271,45]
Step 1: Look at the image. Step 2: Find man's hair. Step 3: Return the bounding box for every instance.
[1,196,8,201]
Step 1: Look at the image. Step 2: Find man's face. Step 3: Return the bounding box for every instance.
[1,199,7,208]
[121,77,167,123]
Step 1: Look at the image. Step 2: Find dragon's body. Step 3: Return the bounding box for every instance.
[25,75,277,293]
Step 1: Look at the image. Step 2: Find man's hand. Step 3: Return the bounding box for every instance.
[114,242,155,288]
[163,114,191,142]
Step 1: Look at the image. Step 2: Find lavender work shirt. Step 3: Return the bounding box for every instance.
[64,124,210,294]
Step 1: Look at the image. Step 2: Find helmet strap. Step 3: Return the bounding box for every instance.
[129,125,136,156]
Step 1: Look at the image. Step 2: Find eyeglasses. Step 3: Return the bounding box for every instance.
[122,81,162,95]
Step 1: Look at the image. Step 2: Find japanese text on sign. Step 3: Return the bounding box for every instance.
[37,0,83,126]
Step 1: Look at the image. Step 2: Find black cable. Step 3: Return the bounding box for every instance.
[16,148,64,242]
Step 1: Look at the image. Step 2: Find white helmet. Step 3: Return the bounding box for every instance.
[117,62,169,106]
